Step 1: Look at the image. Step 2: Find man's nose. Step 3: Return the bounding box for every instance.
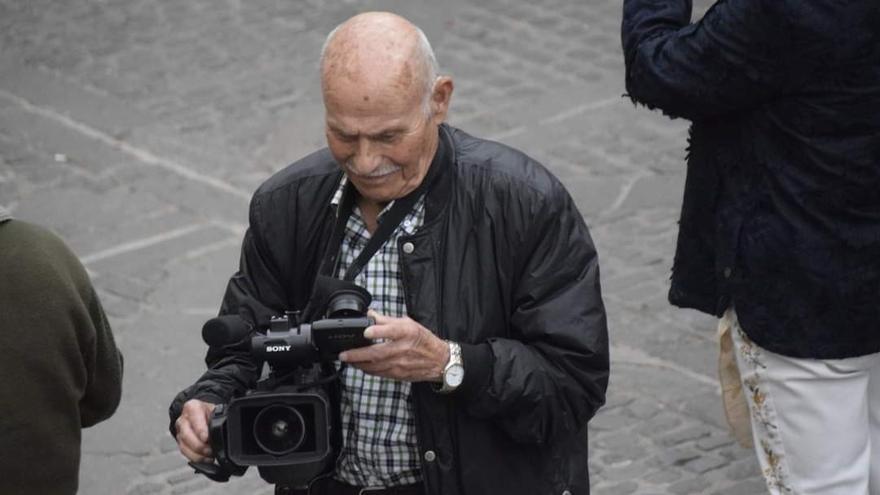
[350,139,382,173]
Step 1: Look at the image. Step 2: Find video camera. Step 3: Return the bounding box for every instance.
[190,278,374,488]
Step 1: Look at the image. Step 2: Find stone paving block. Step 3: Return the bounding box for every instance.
[600,459,653,483]
[643,469,682,485]
[633,412,684,438]
[616,174,685,213]
[617,281,666,305]
[170,477,211,495]
[128,481,165,495]
[724,457,762,481]
[678,389,729,431]
[681,454,729,475]
[697,434,735,452]
[602,272,649,294]
[713,479,767,495]
[667,477,711,495]
[168,469,198,486]
[96,272,159,302]
[142,453,185,476]
[601,391,636,411]
[600,440,650,465]
[594,431,641,451]
[717,444,757,461]
[563,176,627,219]
[595,480,639,495]
[590,412,641,432]
[658,425,712,447]
[159,435,179,454]
[95,288,145,320]
[647,446,702,469]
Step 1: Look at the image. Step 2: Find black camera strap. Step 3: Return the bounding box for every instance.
[319,129,449,282]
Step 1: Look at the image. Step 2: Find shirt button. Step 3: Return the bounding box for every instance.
[562,491,571,495]
[723,267,732,278]
[402,242,415,254]
[424,450,436,462]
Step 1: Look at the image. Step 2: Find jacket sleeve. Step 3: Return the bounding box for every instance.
[622,0,790,120]
[457,183,610,445]
[168,194,287,435]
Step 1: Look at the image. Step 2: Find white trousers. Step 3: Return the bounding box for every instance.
[728,309,880,495]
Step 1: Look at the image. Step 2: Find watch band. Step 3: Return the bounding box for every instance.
[436,341,464,394]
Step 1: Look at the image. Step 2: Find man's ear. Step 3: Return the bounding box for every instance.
[430,77,454,123]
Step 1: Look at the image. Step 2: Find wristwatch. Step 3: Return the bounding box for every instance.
[436,341,465,393]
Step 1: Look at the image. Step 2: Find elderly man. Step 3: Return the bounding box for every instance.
[171,12,608,495]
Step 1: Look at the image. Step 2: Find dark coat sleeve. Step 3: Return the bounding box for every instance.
[458,182,610,445]
[622,0,791,120]
[168,194,287,434]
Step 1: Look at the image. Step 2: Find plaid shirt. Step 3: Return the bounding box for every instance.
[331,178,424,487]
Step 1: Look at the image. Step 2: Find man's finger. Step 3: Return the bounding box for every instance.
[190,415,210,444]
[367,309,392,324]
[177,420,213,457]
[178,438,212,464]
[364,322,398,340]
[365,320,420,341]
[340,340,394,363]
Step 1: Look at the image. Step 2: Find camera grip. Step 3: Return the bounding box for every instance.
[189,461,233,482]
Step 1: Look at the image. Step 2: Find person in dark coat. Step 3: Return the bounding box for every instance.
[170,12,609,495]
[623,1,880,493]
[0,206,124,495]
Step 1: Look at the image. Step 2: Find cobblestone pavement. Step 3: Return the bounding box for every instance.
[0,0,766,494]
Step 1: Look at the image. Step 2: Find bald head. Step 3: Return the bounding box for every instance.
[320,12,439,112]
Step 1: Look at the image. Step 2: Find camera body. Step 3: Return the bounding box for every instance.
[192,282,374,488]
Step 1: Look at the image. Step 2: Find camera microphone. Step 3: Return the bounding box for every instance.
[202,315,252,347]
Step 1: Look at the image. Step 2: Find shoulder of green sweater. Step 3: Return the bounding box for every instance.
[0,220,95,297]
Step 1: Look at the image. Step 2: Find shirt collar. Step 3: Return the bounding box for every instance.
[329,174,423,236]
[330,174,399,220]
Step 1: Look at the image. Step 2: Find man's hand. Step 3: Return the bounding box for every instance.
[175,399,216,463]
[339,310,449,382]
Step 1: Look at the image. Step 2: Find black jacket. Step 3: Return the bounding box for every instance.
[170,125,609,495]
[623,0,880,358]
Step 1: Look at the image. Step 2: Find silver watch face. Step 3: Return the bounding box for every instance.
[445,364,465,387]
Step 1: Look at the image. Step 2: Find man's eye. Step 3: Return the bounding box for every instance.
[377,134,397,143]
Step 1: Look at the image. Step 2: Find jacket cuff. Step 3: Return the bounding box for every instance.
[168,389,226,438]
[457,342,493,400]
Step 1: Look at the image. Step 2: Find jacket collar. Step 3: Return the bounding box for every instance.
[424,123,454,225]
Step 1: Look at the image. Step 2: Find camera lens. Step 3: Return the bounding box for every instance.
[252,405,306,455]
[326,290,368,318]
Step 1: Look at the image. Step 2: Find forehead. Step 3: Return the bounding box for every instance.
[323,77,424,132]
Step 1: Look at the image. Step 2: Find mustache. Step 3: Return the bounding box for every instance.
[343,160,400,178]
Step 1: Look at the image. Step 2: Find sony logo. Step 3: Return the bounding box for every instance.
[266,345,292,352]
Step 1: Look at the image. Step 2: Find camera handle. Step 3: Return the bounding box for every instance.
[189,461,234,482]
[187,403,248,482]
[260,363,341,392]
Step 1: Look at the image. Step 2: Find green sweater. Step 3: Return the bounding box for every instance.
[0,216,123,495]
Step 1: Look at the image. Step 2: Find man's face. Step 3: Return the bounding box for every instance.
[324,80,441,205]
